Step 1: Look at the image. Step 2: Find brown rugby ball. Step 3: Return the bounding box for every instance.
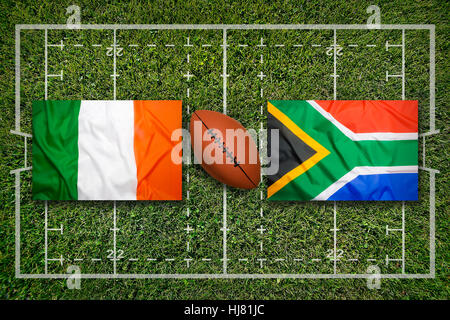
[190,110,260,189]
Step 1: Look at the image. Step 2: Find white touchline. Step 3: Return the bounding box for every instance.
[13,24,437,280]
[306,100,418,141]
[314,166,418,200]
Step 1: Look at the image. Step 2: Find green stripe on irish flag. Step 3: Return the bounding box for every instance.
[32,100,182,201]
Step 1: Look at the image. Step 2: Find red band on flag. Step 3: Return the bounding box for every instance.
[314,100,418,133]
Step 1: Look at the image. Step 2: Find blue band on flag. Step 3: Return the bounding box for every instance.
[328,173,418,201]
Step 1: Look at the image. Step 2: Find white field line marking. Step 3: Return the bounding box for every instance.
[15,26,20,131]
[184,37,193,47]
[385,255,402,266]
[183,71,194,80]
[402,201,406,274]
[15,172,20,274]
[112,29,118,275]
[257,71,266,80]
[257,37,266,47]
[48,40,64,49]
[333,201,337,274]
[386,71,403,80]
[185,38,191,260]
[257,225,266,234]
[385,40,402,50]
[257,258,267,268]
[113,29,117,100]
[10,167,31,174]
[48,255,64,266]
[430,26,436,131]
[222,28,228,274]
[112,201,117,274]
[44,29,48,99]
[429,170,436,276]
[17,273,437,279]
[15,24,438,280]
[333,29,337,100]
[44,200,48,274]
[419,166,440,174]
[47,71,63,79]
[10,130,32,138]
[16,24,436,30]
[386,224,402,235]
[332,30,338,274]
[423,136,426,167]
[258,40,266,264]
[24,136,27,167]
[402,29,406,100]
[47,224,63,234]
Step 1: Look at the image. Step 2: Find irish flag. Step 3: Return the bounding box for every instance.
[32,100,182,200]
[267,100,418,201]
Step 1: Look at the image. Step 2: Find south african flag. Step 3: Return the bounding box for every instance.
[267,100,418,201]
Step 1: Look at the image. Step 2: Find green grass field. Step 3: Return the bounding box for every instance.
[0,0,448,299]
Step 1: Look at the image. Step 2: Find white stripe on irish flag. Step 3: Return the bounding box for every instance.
[78,101,138,200]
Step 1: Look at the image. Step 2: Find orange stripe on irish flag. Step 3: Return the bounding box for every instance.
[134,100,182,200]
[315,100,418,133]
